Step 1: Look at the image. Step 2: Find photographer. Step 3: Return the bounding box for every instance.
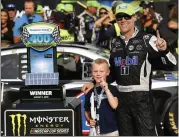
[13,0,43,44]
[64,4,79,41]
[52,11,74,42]
[77,1,100,43]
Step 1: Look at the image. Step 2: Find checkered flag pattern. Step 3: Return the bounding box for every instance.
[52,27,61,45]
[21,28,30,44]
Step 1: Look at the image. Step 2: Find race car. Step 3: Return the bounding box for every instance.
[1,42,178,136]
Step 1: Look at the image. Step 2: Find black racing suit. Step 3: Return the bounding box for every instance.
[108,28,177,136]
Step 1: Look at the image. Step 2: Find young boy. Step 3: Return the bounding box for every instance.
[84,58,119,136]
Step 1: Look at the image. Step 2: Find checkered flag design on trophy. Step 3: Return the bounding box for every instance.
[52,28,60,45]
[21,28,30,44]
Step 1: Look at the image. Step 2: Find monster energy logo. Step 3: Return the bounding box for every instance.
[9,114,27,136]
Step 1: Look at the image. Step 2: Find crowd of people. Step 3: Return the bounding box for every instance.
[1,0,178,55]
[1,0,178,136]
[82,1,177,136]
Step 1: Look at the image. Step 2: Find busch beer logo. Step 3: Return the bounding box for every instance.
[9,114,27,136]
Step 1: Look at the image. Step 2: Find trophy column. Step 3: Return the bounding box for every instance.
[4,22,82,136]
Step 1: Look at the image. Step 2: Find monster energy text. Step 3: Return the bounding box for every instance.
[30,116,70,124]
[9,114,70,136]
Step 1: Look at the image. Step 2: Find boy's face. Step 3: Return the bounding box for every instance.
[92,63,110,84]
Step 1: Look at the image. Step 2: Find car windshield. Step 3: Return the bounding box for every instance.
[89,46,110,59]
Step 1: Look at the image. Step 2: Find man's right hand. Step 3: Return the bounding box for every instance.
[81,82,94,94]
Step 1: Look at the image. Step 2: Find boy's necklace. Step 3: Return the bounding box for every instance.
[94,86,104,109]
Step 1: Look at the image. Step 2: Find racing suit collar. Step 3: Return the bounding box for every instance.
[120,27,139,44]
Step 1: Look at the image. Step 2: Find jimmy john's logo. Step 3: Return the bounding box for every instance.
[9,114,27,136]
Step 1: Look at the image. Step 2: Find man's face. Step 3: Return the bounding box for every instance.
[88,6,97,16]
[116,13,136,34]
[92,63,109,84]
[24,2,35,15]
[8,10,16,20]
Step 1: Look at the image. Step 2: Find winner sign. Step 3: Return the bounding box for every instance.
[21,22,60,48]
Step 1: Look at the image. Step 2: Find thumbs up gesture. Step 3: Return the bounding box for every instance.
[156,30,167,51]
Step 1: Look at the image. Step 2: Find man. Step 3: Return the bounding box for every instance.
[49,3,65,23]
[63,4,80,41]
[77,1,100,43]
[53,11,75,42]
[82,3,177,136]
[6,4,17,21]
[13,0,43,44]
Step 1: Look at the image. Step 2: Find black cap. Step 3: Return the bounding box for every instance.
[168,2,177,10]
[140,1,154,9]
[6,4,16,10]
[54,11,66,23]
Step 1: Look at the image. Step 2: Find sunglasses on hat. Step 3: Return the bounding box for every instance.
[116,13,132,21]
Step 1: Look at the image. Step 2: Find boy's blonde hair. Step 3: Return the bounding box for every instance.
[92,58,109,69]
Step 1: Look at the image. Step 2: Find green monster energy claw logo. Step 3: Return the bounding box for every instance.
[9,114,27,136]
